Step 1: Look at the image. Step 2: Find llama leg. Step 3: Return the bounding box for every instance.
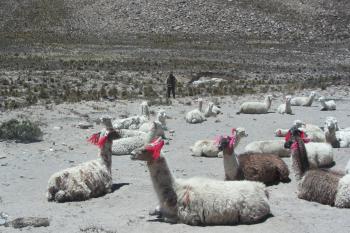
[149,205,162,216]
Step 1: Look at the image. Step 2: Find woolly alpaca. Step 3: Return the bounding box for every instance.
[286,128,350,208]
[47,117,121,202]
[185,98,206,124]
[275,120,326,142]
[236,95,272,114]
[112,121,164,155]
[139,109,168,132]
[130,138,270,225]
[204,102,217,117]
[113,101,150,130]
[217,130,290,185]
[290,91,316,106]
[319,97,336,111]
[190,128,247,157]
[245,140,290,158]
[277,95,293,114]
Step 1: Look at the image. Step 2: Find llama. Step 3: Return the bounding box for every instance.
[236,95,272,114]
[217,130,290,185]
[139,109,168,132]
[47,117,121,202]
[319,97,336,111]
[119,129,146,138]
[204,102,217,117]
[290,91,316,106]
[130,138,271,225]
[277,95,292,114]
[112,121,165,155]
[325,117,350,148]
[285,127,350,208]
[245,140,290,158]
[113,101,150,129]
[190,128,247,157]
[185,98,206,124]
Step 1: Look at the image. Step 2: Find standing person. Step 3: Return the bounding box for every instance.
[166,71,177,99]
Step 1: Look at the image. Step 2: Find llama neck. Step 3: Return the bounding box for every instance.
[222,147,240,180]
[325,128,338,147]
[99,140,113,173]
[291,138,310,181]
[306,95,315,106]
[265,98,272,110]
[147,156,178,216]
[145,129,157,143]
[286,100,292,112]
[198,101,203,112]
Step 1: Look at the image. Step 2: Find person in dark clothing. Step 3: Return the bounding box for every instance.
[166,72,177,98]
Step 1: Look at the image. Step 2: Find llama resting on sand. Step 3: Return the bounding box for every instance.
[130,138,270,225]
[190,128,247,157]
[236,95,272,114]
[325,117,350,148]
[277,95,293,114]
[290,91,316,106]
[139,109,168,132]
[186,98,206,124]
[319,97,336,111]
[113,101,150,129]
[245,140,290,158]
[47,117,121,202]
[217,130,290,185]
[112,121,164,155]
[285,127,350,208]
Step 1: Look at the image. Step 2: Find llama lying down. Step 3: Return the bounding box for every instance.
[130,138,270,225]
[47,117,121,202]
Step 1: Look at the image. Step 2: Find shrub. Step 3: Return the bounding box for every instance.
[0,119,43,142]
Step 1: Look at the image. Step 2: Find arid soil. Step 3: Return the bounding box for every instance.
[1,87,350,233]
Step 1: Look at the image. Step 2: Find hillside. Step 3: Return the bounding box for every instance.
[1,0,350,44]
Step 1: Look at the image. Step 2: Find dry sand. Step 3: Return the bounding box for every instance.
[1,88,350,233]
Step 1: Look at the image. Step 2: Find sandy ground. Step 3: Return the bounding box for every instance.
[1,87,350,233]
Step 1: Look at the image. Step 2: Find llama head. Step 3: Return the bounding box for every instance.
[131,137,165,161]
[284,126,309,150]
[216,128,246,153]
[310,91,316,97]
[88,127,121,148]
[157,109,167,124]
[293,119,305,128]
[324,117,337,133]
[285,95,292,102]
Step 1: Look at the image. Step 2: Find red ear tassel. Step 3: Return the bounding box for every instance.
[88,132,109,148]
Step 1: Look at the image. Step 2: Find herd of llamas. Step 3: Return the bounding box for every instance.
[46,91,350,226]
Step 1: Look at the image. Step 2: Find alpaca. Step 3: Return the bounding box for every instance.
[119,129,146,138]
[217,130,290,185]
[113,101,150,129]
[290,91,316,106]
[204,102,217,117]
[245,140,290,158]
[236,95,272,114]
[294,120,326,142]
[285,128,350,208]
[130,138,270,225]
[190,128,247,157]
[185,98,206,124]
[47,117,121,202]
[139,109,168,132]
[112,121,165,155]
[277,95,292,114]
[325,117,350,148]
[319,97,336,111]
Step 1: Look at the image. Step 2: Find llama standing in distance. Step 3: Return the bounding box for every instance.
[185,98,206,124]
[47,117,121,202]
[130,138,270,225]
[217,129,290,185]
[277,95,293,114]
[290,91,316,106]
[236,95,272,114]
[285,127,350,207]
[190,128,247,157]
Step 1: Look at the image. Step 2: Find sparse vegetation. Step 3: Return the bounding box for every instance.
[0,119,43,142]
[80,226,117,233]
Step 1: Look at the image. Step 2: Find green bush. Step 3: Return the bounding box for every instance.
[0,119,43,142]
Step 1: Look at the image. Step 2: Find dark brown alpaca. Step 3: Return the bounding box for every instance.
[286,128,350,207]
[217,132,290,185]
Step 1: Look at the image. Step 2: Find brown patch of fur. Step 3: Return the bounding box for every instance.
[237,152,290,185]
[299,170,340,206]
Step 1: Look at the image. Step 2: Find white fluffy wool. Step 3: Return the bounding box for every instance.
[335,174,350,208]
[245,140,290,157]
[237,95,272,114]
